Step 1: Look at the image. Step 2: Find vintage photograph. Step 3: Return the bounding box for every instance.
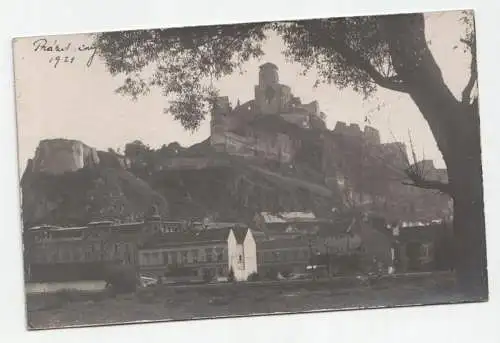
[13,9,488,330]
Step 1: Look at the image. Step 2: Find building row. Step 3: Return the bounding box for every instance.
[23,211,453,283]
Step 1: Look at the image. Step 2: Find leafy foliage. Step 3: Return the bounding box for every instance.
[94,12,475,133]
[95,24,268,130]
[247,272,260,282]
[276,17,392,97]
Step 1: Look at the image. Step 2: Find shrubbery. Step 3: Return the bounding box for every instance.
[247,272,260,282]
[227,268,235,282]
[104,264,138,294]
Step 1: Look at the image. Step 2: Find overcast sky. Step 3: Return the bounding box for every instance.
[13,10,471,174]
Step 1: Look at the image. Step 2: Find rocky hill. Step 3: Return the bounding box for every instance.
[20,141,168,228]
[20,123,451,228]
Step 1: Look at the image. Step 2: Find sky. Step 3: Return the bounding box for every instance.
[12,10,472,174]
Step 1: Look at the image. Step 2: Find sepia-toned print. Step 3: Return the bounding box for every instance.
[12,9,487,330]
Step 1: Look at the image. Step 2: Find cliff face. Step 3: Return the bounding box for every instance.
[31,139,100,175]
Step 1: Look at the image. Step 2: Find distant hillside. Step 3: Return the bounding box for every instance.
[20,163,168,228]
[148,160,340,223]
[20,120,451,229]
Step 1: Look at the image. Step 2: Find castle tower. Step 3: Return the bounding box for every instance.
[210,96,231,151]
[254,63,291,115]
[258,62,279,86]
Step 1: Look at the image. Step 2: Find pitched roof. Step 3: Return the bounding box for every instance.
[140,226,249,249]
[204,222,247,230]
[259,211,317,224]
[231,226,249,244]
[257,238,311,250]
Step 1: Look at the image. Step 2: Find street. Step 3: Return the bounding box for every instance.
[26,272,469,330]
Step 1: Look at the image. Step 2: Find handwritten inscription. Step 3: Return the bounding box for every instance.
[32,38,97,68]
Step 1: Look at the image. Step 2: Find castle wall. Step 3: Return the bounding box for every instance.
[300,101,320,116]
[254,84,292,115]
[363,126,381,145]
[280,113,311,128]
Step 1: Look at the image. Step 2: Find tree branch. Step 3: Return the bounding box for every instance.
[461,37,477,105]
[403,164,451,195]
[335,40,407,93]
[402,179,451,194]
[327,20,408,93]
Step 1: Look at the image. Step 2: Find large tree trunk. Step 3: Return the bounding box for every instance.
[451,151,488,298]
[382,14,488,299]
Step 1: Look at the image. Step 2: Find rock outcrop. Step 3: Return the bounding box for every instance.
[21,139,167,228]
[30,139,100,175]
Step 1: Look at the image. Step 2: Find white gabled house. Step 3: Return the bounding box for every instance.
[227,228,257,281]
[138,225,257,282]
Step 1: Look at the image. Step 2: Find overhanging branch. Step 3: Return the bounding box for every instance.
[461,37,477,105]
[330,20,408,93]
[403,165,451,195]
[402,179,451,194]
[336,42,407,93]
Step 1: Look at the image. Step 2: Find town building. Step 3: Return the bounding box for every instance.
[255,214,368,277]
[390,222,454,272]
[253,211,330,239]
[138,226,257,282]
[23,215,187,282]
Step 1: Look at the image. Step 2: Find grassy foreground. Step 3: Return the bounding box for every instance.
[26,272,476,330]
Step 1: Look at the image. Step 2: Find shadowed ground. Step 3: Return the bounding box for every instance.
[26,272,480,330]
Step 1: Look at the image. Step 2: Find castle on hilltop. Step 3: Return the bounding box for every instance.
[210,62,385,163]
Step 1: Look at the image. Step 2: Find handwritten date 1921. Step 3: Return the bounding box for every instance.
[48,56,76,68]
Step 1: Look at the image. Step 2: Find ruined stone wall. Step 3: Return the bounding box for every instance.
[280,113,311,128]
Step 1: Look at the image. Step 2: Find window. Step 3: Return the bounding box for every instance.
[152,252,160,265]
[272,251,280,261]
[238,254,243,263]
[421,243,433,259]
[192,250,198,263]
[216,248,224,262]
[182,251,188,264]
[205,248,213,263]
[163,251,172,265]
[143,253,150,265]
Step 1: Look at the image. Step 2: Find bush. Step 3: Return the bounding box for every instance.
[202,269,214,283]
[247,272,260,282]
[104,265,137,294]
[264,269,278,280]
[228,268,235,282]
